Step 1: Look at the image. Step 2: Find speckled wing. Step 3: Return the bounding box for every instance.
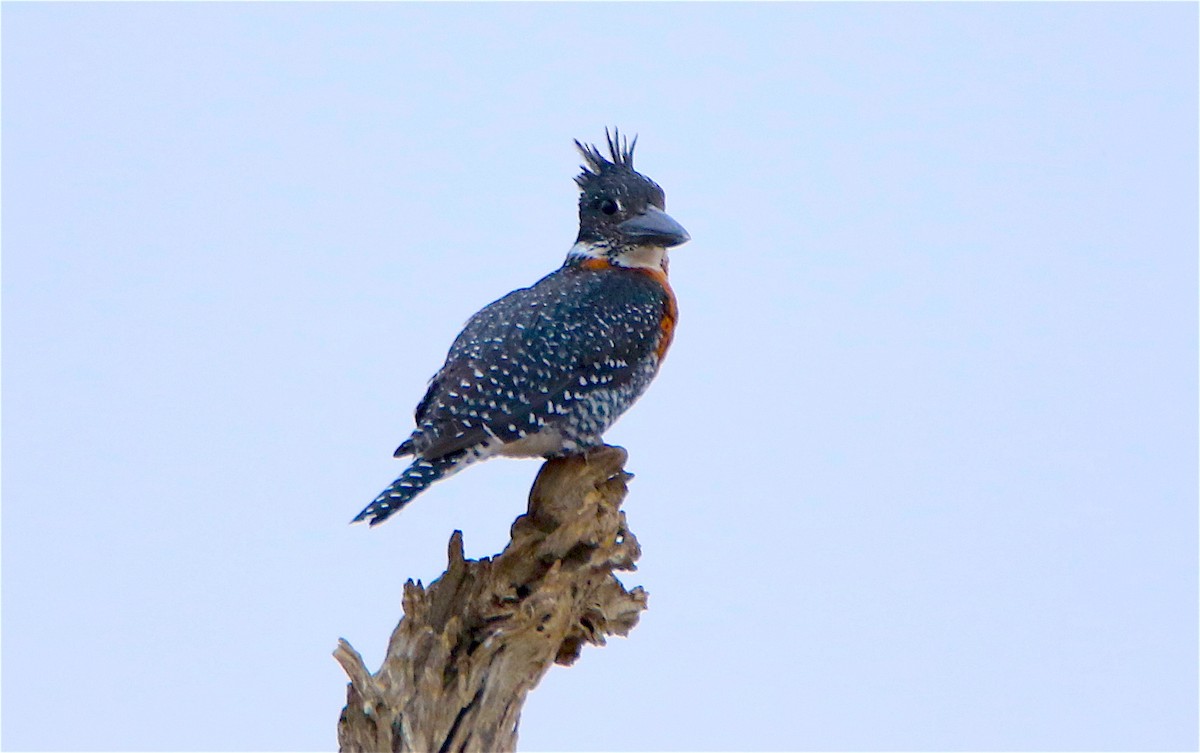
[405,265,669,460]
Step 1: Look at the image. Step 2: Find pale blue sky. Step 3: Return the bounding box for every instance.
[3,3,1197,751]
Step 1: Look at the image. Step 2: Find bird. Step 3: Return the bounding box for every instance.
[354,129,690,526]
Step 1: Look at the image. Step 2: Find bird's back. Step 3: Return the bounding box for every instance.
[408,262,674,461]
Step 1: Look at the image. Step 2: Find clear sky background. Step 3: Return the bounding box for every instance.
[3,3,1197,751]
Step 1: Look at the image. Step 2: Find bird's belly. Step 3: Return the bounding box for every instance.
[492,428,576,458]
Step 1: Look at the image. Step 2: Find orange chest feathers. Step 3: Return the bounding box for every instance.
[580,257,678,360]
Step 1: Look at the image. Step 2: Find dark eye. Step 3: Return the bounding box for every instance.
[600,198,619,215]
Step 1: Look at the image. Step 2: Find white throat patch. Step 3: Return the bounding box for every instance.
[566,241,668,271]
[612,245,668,270]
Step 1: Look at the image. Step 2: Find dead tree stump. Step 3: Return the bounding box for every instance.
[334,445,648,753]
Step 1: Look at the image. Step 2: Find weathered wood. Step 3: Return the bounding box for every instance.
[335,445,647,753]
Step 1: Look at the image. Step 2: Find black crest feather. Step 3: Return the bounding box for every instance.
[574,127,638,188]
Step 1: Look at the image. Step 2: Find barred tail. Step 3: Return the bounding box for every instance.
[353,452,467,527]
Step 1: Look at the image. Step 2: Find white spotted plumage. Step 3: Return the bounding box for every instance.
[354,130,688,527]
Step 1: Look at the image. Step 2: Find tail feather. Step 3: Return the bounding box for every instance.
[393,437,415,458]
[353,451,467,527]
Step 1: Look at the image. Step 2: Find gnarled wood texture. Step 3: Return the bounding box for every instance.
[335,445,647,753]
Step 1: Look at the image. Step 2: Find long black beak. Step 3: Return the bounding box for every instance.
[618,206,690,248]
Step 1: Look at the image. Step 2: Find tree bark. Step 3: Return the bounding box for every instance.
[334,445,647,753]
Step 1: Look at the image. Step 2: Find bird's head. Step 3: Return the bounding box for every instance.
[569,129,689,269]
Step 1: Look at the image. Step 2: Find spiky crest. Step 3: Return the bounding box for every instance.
[574,128,638,188]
